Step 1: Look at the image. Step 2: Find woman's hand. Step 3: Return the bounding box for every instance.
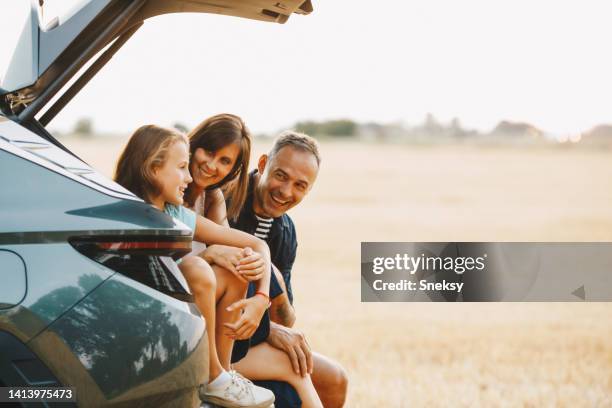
[224,295,270,340]
[203,245,265,282]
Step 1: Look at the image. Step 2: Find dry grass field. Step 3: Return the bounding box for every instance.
[64,136,612,407]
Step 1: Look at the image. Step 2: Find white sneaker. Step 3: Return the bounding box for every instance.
[200,370,275,408]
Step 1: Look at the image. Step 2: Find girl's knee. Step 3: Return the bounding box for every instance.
[180,256,216,293]
[213,265,248,292]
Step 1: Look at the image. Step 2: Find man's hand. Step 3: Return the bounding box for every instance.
[267,322,313,377]
[236,247,266,282]
[203,245,265,283]
[223,295,269,340]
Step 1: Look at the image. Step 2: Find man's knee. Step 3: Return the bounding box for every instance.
[326,362,348,397]
[313,356,348,407]
[334,364,348,395]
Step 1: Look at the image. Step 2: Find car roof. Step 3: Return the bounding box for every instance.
[0,0,312,125]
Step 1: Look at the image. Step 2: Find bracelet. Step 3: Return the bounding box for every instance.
[255,291,272,308]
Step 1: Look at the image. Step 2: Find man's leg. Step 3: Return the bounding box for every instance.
[233,342,323,408]
[311,352,348,408]
[253,380,301,408]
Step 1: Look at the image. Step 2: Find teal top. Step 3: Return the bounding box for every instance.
[164,204,196,236]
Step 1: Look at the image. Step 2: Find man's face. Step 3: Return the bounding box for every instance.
[253,146,319,218]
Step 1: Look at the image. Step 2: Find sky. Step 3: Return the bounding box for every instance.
[1,0,612,136]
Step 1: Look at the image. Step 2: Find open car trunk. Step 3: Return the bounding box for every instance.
[0,0,312,138]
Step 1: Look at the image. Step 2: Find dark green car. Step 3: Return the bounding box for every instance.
[0,1,311,406]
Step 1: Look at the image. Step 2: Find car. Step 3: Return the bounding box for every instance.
[0,1,312,406]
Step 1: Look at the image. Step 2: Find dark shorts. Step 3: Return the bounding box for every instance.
[253,380,301,408]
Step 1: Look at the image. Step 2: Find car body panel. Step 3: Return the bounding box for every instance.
[0,243,114,339]
[0,119,138,202]
[0,148,182,235]
[1,259,208,407]
[28,273,208,406]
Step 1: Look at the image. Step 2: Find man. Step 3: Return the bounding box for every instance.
[228,131,348,408]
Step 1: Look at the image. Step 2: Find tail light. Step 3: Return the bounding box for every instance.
[69,236,194,302]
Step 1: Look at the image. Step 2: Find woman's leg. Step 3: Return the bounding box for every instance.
[180,257,275,407]
[212,264,248,370]
[233,342,323,408]
[178,256,224,381]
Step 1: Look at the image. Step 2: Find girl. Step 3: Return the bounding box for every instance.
[182,114,324,408]
[115,124,274,408]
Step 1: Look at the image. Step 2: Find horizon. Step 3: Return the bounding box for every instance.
[51,113,612,139]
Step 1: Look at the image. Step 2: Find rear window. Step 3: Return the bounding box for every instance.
[38,0,90,30]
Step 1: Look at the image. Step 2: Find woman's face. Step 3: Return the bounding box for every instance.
[152,141,192,206]
[190,142,241,189]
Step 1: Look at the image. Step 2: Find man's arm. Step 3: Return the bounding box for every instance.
[269,264,296,327]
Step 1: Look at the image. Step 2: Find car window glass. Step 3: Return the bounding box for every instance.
[39,0,89,30]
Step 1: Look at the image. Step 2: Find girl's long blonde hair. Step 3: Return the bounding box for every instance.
[115,124,188,203]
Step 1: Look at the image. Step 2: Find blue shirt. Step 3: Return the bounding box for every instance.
[164,204,196,236]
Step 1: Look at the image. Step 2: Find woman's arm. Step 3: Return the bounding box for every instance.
[200,189,265,281]
[204,188,229,227]
[194,214,270,295]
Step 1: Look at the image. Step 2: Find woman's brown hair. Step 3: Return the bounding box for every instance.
[114,124,188,203]
[185,113,251,221]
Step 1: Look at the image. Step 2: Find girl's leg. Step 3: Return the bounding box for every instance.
[178,256,224,382]
[233,342,324,408]
[212,264,248,370]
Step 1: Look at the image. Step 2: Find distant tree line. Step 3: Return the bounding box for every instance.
[291,114,544,142]
[295,119,357,137]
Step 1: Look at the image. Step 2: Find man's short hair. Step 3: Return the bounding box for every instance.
[269,131,321,166]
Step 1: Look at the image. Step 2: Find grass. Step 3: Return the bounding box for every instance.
[64,136,612,407]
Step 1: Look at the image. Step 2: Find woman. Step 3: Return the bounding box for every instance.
[184,113,249,225]
[184,114,323,408]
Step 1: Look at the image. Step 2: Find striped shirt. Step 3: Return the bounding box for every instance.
[254,215,274,239]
